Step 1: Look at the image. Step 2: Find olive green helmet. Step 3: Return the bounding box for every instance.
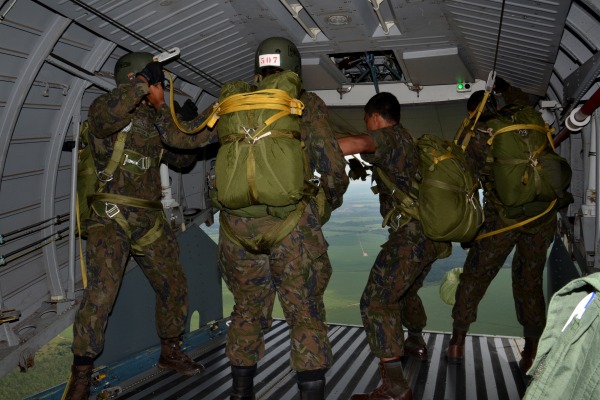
[113,52,154,85]
[255,37,301,77]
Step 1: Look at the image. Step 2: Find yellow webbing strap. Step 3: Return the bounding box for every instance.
[129,214,164,254]
[486,123,549,145]
[219,197,309,254]
[75,124,130,291]
[90,194,165,255]
[166,71,304,135]
[475,198,557,241]
[375,167,420,227]
[220,130,300,144]
[217,89,304,138]
[75,194,88,289]
[429,149,457,170]
[90,193,163,210]
[62,376,73,400]
[97,130,129,192]
[454,90,492,151]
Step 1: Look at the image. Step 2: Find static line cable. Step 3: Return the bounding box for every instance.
[492,0,507,73]
[68,0,222,91]
[458,1,506,148]
[0,213,69,245]
[0,227,69,267]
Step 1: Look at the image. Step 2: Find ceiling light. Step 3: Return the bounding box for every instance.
[327,15,350,25]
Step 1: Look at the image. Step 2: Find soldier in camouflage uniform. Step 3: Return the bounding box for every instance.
[446,78,556,374]
[218,37,349,400]
[65,52,218,400]
[338,92,447,400]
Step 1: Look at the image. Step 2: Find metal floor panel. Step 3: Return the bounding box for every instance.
[105,320,527,400]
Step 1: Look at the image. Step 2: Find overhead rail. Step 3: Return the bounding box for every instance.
[68,0,223,95]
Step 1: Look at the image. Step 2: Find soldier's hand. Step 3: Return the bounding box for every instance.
[146,84,165,110]
[137,62,164,86]
[348,157,370,181]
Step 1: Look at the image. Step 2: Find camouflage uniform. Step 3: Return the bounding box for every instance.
[451,86,555,339]
[359,124,442,359]
[72,80,217,358]
[218,91,349,371]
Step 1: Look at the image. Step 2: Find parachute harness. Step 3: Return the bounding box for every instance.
[165,71,304,136]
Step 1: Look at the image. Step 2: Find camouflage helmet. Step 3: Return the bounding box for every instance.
[255,37,301,77]
[114,52,153,85]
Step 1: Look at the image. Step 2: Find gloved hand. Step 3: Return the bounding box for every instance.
[348,157,370,181]
[494,76,510,94]
[136,61,164,86]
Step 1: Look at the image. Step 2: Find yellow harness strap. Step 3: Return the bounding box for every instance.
[89,194,164,255]
[219,197,310,254]
[166,71,304,135]
[454,90,493,150]
[75,195,88,289]
[475,198,557,240]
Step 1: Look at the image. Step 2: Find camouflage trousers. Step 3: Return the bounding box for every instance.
[72,209,189,358]
[218,207,332,372]
[360,221,439,359]
[452,206,556,338]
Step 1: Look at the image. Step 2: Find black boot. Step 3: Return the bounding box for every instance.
[297,369,326,400]
[230,365,257,400]
[158,338,205,376]
[298,380,325,400]
[64,364,94,400]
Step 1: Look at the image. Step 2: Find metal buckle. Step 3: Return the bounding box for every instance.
[97,171,113,182]
[389,212,402,231]
[123,154,150,170]
[309,177,321,187]
[105,202,120,218]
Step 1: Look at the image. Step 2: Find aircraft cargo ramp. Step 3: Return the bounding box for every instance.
[33,319,527,400]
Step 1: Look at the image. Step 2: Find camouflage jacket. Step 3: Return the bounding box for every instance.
[298,91,349,211]
[361,124,419,219]
[88,80,218,202]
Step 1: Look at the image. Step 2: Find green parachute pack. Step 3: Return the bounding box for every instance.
[213,70,307,213]
[416,134,483,242]
[375,133,483,244]
[485,105,573,218]
[211,70,327,253]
